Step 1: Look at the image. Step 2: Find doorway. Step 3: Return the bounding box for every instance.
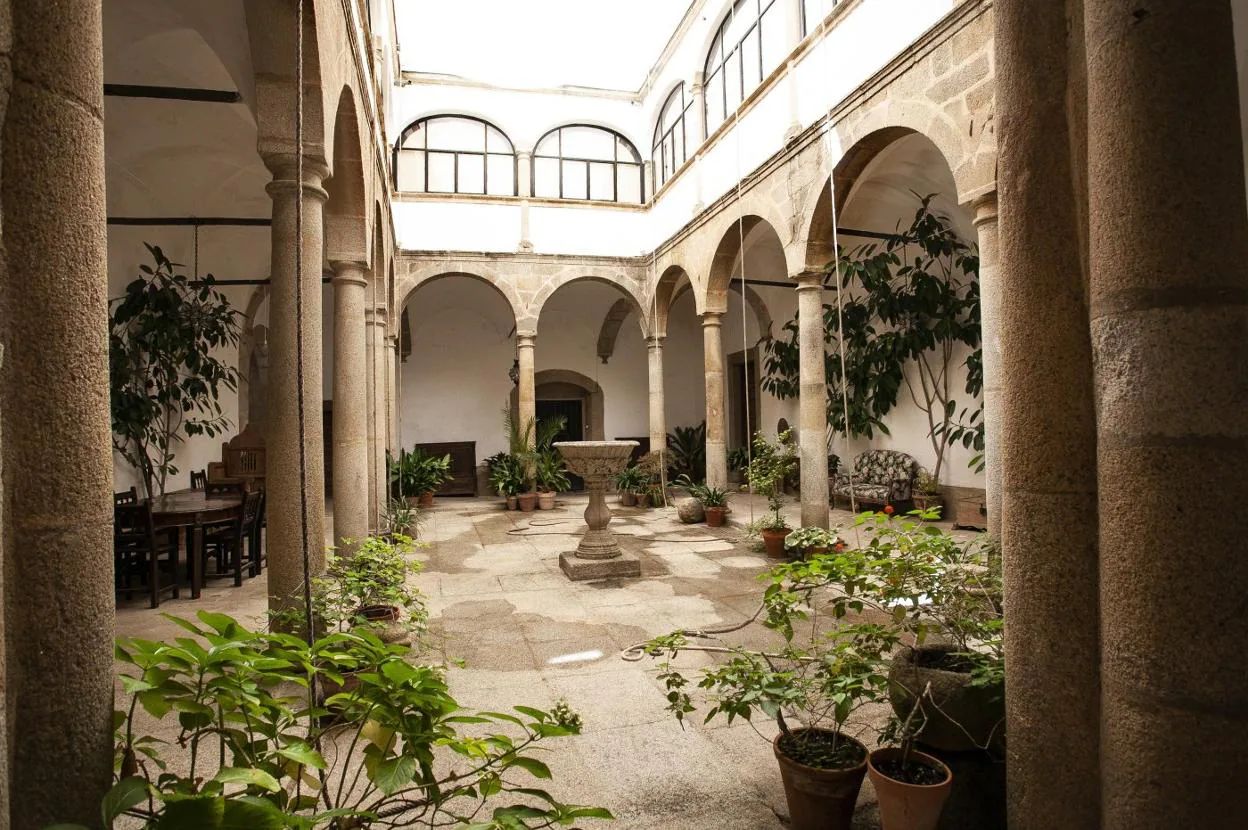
[728,349,760,451]
[537,399,585,490]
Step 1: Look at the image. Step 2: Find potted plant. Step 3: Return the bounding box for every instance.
[677,476,730,527]
[644,484,665,509]
[643,552,899,830]
[912,468,943,516]
[489,453,525,509]
[96,611,611,829]
[536,448,571,509]
[746,430,797,557]
[822,509,1005,754]
[783,526,842,560]
[383,497,422,540]
[614,465,646,506]
[321,534,425,631]
[868,703,954,830]
[390,447,452,506]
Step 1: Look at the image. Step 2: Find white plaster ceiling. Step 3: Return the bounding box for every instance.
[395,0,697,91]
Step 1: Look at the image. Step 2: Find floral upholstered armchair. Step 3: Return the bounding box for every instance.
[832,449,921,508]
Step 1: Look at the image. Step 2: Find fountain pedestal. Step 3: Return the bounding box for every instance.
[553,441,641,581]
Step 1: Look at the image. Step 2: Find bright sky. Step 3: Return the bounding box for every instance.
[394,0,697,91]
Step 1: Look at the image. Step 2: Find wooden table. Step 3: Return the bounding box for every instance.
[149,489,243,599]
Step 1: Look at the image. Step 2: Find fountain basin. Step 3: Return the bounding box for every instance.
[553,441,641,581]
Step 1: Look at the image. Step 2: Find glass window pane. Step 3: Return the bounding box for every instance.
[486,126,511,153]
[402,124,426,150]
[705,70,724,134]
[396,149,425,191]
[741,31,761,92]
[802,0,823,35]
[617,166,642,204]
[534,133,559,157]
[760,3,786,75]
[588,162,614,201]
[562,160,588,199]
[533,157,560,198]
[458,154,484,194]
[486,154,515,196]
[426,117,485,151]
[723,0,754,45]
[561,126,614,160]
[426,151,455,193]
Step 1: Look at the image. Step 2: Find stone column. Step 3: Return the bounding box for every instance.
[996,2,1100,827]
[369,306,390,523]
[702,311,727,488]
[690,71,707,143]
[264,155,329,615]
[647,335,666,460]
[388,333,400,452]
[795,273,829,528]
[516,331,537,450]
[1086,1,1248,826]
[0,0,114,824]
[516,149,532,197]
[330,260,370,550]
[364,304,377,527]
[973,193,1001,539]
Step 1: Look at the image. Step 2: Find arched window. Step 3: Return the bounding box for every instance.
[394,115,516,196]
[800,0,838,37]
[652,84,692,188]
[704,0,787,135]
[532,125,643,203]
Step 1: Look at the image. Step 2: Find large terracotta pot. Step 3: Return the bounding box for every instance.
[538,491,556,510]
[705,506,728,527]
[773,729,868,830]
[505,495,518,511]
[518,492,537,512]
[761,528,788,558]
[867,747,953,830]
[356,604,400,624]
[417,491,434,507]
[619,490,636,507]
[888,645,1005,753]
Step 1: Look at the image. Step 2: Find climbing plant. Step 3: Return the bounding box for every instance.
[763,194,981,481]
[109,244,241,498]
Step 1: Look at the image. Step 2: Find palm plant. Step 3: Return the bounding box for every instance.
[666,421,707,482]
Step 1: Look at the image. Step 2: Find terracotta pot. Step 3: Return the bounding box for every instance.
[867,747,952,830]
[620,490,637,507]
[505,495,518,510]
[537,491,556,510]
[518,492,537,512]
[635,493,649,508]
[417,491,434,507]
[705,506,728,527]
[405,495,421,508]
[773,729,868,830]
[888,645,1005,753]
[761,528,789,558]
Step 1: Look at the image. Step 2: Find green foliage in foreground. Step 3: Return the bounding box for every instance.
[48,612,610,829]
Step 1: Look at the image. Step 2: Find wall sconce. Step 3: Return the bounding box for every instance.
[509,359,520,386]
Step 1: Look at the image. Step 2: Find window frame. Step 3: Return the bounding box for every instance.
[531,124,645,204]
[800,0,838,38]
[652,83,693,189]
[703,0,779,135]
[393,114,518,196]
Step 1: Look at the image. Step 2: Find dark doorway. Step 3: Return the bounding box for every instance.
[538,399,585,490]
[728,349,760,450]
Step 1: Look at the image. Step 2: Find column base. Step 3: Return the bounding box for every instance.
[559,550,641,581]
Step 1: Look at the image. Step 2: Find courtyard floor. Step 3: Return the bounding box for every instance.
[115,493,973,829]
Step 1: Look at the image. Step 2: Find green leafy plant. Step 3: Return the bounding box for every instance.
[536,449,572,494]
[109,244,241,498]
[746,430,796,532]
[644,484,666,508]
[78,612,612,829]
[674,475,729,508]
[726,447,751,475]
[383,498,423,538]
[613,466,648,493]
[915,468,941,497]
[782,526,841,555]
[665,422,706,482]
[489,453,526,498]
[762,195,981,479]
[389,448,452,498]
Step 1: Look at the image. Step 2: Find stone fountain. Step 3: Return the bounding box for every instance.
[553,440,641,581]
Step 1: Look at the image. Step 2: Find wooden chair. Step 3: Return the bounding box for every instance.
[203,490,264,587]
[190,469,207,490]
[114,501,180,609]
[250,489,267,577]
[114,486,138,507]
[205,480,244,498]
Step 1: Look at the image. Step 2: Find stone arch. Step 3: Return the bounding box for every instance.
[245,0,327,164]
[671,281,773,345]
[650,261,696,333]
[704,215,789,313]
[325,85,368,261]
[399,264,523,328]
[595,299,636,363]
[529,273,648,335]
[511,369,606,442]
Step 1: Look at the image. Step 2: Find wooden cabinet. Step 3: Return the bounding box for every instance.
[416,441,477,496]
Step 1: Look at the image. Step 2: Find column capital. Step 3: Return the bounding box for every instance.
[330,260,369,287]
[646,333,666,349]
[971,190,999,226]
[691,70,706,92]
[263,154,330,202]
[794,270,825,290]
[516,149,532,160]
[516,331,537,347]
[701,310,724,327]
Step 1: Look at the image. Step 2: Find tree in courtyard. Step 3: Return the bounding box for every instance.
[109,244,241,498]
[763,194,981,481]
